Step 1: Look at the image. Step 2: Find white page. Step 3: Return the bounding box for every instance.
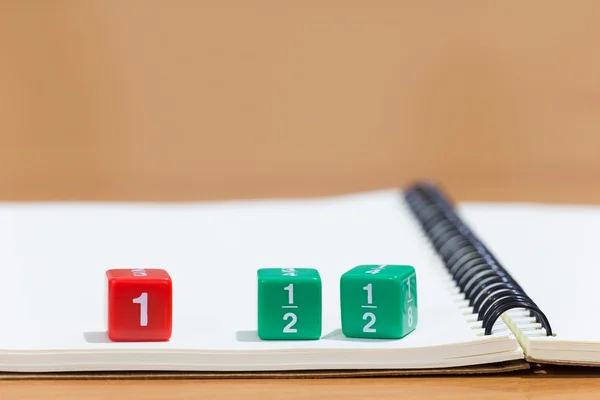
[0,190,520,371]
[459,202,600,345]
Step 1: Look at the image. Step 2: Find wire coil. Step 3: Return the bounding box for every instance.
[404,182,553,336]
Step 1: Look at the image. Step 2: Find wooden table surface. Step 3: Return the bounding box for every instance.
[2,367,600,399]
[2,1,600,398]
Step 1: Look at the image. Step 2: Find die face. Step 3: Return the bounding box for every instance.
[257,268,320,280]
[106,268,170,280]
[106,269,172,342]
[401,272,418,336]
[342,265,415,280]
[340,275,402,338]
[340,265,417,339]
[257,268,322,340]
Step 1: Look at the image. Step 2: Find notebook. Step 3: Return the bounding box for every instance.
[0,182,594,375]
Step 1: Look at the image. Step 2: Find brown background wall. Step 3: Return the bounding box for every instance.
[1,1,599,203]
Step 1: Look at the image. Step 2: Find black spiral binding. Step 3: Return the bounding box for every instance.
[403,181,553,336]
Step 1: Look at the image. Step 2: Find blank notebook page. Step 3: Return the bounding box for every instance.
[460,203,600,345]
[0,190,521,372]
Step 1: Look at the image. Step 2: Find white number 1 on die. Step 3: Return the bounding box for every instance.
[284,283,294,304]
[133,292,148,327]
[363,283,373,304]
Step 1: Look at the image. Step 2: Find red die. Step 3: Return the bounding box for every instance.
[106,268,173,342]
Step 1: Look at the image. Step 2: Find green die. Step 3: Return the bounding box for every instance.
[257,268,322,340]
[340,265,417,339]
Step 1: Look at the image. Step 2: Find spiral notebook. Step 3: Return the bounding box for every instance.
[0,182,596,377]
